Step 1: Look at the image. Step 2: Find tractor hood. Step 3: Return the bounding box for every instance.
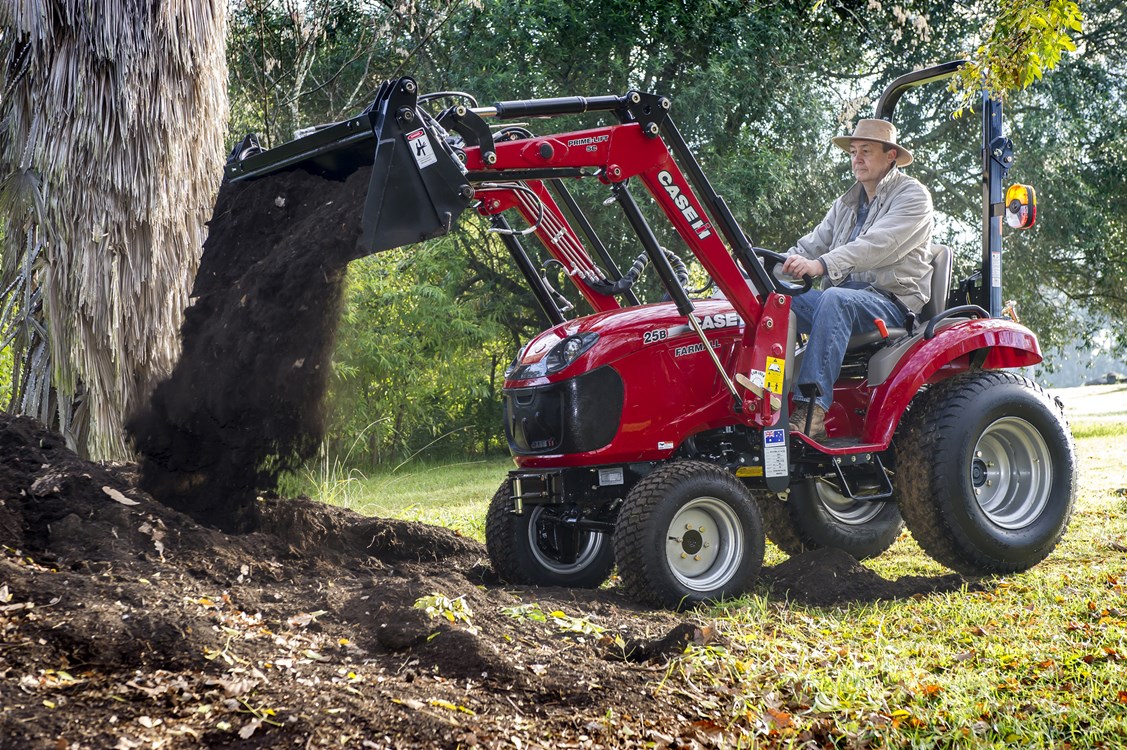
[505,297,746,387]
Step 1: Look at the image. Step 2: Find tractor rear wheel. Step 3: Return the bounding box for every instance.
[485,483,614,588]
[614,461,764,609]
[758,479,903,560]
[896,371,1076,575]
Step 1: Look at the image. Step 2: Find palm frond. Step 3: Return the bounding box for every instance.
[0,1,229,458]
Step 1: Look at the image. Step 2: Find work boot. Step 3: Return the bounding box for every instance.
[788,403,827,440]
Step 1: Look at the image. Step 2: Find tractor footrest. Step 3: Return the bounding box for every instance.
[791,434,887,456]
[831,452,894,501]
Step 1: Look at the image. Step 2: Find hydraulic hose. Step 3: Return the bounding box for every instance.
[588,248,690,296]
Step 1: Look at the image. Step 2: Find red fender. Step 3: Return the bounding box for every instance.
[862,318,1042,445]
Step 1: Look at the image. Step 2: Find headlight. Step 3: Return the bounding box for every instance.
[544,333,599,373]
[506,332,599,380]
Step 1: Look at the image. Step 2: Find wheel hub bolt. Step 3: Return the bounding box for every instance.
[680,552,687,559]
[685,524,693,530]
[694,555,701,561]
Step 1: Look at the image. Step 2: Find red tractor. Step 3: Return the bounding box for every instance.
[226,61,1075,608]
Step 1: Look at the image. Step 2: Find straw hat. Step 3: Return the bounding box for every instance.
[831,119,913,167]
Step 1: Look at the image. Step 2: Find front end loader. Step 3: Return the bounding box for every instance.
[221,61,1074,609]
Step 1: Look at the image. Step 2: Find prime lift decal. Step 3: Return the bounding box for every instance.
[566,134,610,152]
[657,170,712,240]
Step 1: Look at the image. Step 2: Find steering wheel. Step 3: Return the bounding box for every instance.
[752,247,813,296]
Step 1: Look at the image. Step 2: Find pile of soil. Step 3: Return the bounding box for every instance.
[762,548,979,607]
[128,166,372,533]
[0,414,981,749]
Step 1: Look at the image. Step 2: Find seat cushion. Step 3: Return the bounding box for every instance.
[846,327,908,351]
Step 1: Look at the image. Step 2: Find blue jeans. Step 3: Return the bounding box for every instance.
[789,283,906,411]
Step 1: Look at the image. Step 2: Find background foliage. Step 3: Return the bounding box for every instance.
[0,0,1081,466]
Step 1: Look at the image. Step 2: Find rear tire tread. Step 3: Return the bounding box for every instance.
[757,484,903,560]
[897,370,1075,575]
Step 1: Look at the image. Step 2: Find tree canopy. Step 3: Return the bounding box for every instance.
[2,0,1113,461]
[217,0,1111,464]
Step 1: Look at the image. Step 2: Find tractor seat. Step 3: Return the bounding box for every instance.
[844,244,952,351]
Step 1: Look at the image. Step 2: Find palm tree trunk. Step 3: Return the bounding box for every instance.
[0,1,229,459]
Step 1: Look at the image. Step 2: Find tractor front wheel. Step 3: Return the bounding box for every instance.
[485,483,614,588]
[896,371,1076,575]
[614,461,764,609]
[757,479,904,560]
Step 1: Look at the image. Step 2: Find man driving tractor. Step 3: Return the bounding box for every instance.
[782,119,934,439]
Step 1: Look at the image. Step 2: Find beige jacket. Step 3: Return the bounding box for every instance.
[787,167,935,312]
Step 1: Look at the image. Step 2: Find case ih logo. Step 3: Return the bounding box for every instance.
[696,312,740,330]
[657,170,712,240]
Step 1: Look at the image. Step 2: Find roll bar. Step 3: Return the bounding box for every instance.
[874,59,1011,319]
[876,60,968,121]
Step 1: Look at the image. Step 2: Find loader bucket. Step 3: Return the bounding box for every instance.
[223,77,473,261]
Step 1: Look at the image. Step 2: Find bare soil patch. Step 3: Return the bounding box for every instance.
[0,414,982,748]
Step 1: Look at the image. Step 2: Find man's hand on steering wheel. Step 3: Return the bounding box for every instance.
[781,254,824,280]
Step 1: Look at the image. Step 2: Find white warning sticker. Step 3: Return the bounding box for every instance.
[763,428,788,477]
[405,128,438,169]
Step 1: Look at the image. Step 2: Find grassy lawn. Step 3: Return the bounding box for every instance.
[698,432,1127,746]
[283,454,512,540]
[684,386,1127,747]
[301,385,1127,746]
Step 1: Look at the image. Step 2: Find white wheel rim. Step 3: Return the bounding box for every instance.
[971,416,1053,530]
[665,496,745,592]
[527,506,605,574]
[813,479,885,525]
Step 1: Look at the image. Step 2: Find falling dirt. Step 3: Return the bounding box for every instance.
[128,166,372,533]
[0,414,985,749]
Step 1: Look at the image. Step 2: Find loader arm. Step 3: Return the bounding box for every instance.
[223,77,807,426]
[458,125,799,429]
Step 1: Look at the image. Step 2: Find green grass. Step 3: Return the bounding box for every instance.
[679,434,1127,747]
[1071,420,1127,440]
[299,388,1127,746]
[1051,385,1127,439]
[285,454,511,539]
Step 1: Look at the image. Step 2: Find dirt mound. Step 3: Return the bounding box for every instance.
[0,414,698,748]
[763,547,979,605]
[2,415,987,748]
[128,166,372,532]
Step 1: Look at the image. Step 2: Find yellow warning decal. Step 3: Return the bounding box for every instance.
[735,466,765,478]
[764,356,785,395]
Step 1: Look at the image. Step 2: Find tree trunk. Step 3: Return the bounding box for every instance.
[0,1,229,459]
